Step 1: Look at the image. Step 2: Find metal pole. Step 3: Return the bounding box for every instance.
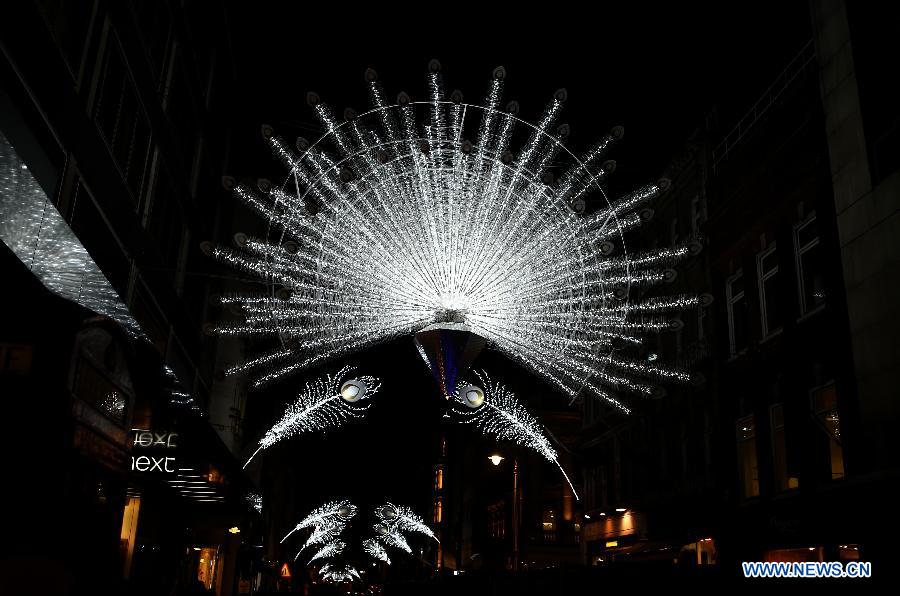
[513,458,519,572]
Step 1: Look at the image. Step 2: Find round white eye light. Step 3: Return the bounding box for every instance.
[340,380,366,402]
[460,385,485,408]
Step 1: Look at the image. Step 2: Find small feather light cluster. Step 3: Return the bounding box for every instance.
[370,502,439,557]
[452,371,578,498]
[243,366,380,468]
[210,63,706,413]
[280,499,356,564]
[319,563,360,583]
[283,500,436,583]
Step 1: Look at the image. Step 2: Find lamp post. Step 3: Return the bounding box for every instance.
[489,454,520,572]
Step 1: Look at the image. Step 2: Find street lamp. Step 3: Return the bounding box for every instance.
[489,453,520,572]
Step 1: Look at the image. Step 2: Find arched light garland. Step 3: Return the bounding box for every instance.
[209,63,706,411]
[452,371,578,498]
[243,367,380,468]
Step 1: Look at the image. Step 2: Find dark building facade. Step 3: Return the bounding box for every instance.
[0,2,261,594]
[579,0,899,574]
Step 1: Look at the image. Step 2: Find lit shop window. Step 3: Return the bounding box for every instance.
[811,384,844,480]
[726,270,749,356]
[542,510,557,542]
[736,415,760,498]
[433,498,442,524]
[197,547,218,590]
[770,404,799,491]
[794,213,826,314]
[756,245,782,338]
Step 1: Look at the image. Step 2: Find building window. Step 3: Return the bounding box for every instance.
[690,195,706,237]
[36,0,96,80]
[73,356,130,425]
[434,466,443,491]
[756,245,782,338]
[146,172,186,288]
[703,408,713,481]
[770,404,799,491]
[736,415,760,498]
[433,498,442,524]
[794,214,826,315]
[95,35,152,206]
[487,501,505,540]
[725,270,749,356]
[542,509,557,542]
[811,384,845,480]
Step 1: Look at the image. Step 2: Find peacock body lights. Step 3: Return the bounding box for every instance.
[212,63,704,412]
[244,367,380,468]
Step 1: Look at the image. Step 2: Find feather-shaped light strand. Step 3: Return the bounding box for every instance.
[453,371,579,499]
[244,367,380,468]
[362,538,390,564]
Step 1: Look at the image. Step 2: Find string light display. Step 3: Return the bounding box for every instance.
[209,63,704,411]
[319,563,360,583]
[243,367,380,468]
[452,371,578,498]
[283,500,436,583]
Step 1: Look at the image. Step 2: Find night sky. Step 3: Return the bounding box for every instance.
[220,0,814,541]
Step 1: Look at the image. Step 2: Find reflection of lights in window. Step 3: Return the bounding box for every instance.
[99,391,126,419]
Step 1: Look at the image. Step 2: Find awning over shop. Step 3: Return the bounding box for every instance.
[0,131,139,334]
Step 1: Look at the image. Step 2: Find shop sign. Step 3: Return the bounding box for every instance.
[131,455,176,473]
[131,429,178,474]
[133,430,178,448]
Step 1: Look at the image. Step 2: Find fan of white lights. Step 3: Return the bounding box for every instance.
[452,371,578,498]
[243,366,380,468]
[283,500,436,583]
[210,62,704,411]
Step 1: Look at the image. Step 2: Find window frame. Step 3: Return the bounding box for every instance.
[794,212,826,316]
[809,383,845,481]
[769,403,799,492]
[725,269,747,357]
[735,414,760,499]
[756,244,782,339]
